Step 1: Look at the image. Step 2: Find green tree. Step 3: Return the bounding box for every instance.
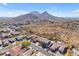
[22,41,31,48]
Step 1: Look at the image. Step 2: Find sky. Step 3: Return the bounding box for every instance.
[0,3,79,17]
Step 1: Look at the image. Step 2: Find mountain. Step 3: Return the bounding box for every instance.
[28,11,41,16]
[0,17,12,20]
[12,13,39,22]
[12,11,61,22]
[0,17,13,24]
[39,11,58,20]
[10,11,79,24]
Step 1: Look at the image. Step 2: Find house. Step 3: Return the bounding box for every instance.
[27,34,37,40]
[58,43,68,54]
[30,36,38,43]
[0,40,2,46]
[2,33,10,38]
[37,37,51,48]
[5,52,11,56]
[0,32,2,39]
[0,51,5,56]
[16,34,27,41]
[50,42,60,52]
[35,42,40,46]
[10,31,20,36]
[0,29,3,32]
[8,38,15,43]
[2,39,9,47]
[35,51,46,56]
[55,41,68,54]
[1,28,10,33]
[72,48,78,56]
[21,35,27,39]
[58,45,68,54]
[7,45,23,56]
[21,49,34,56]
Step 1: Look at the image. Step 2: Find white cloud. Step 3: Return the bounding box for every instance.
[72,9,79,13]
[2,3,8,6]
[0,10,30,17]
[71,9,79,17]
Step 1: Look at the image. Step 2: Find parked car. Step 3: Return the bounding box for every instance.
[16,37,23,41]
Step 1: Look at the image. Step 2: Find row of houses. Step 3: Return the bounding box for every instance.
[0,34,28,47]
[1,34,51,56]
[24,34,71,55]
[29,35,69,55]
[0,33,66,56]
[0,28,22,47]
[0,38,15,47]
[0,26,28,39]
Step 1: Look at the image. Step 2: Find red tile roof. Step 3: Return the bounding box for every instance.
[8,46,22,56]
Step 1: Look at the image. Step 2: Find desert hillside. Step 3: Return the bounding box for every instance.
[21,21,79,50]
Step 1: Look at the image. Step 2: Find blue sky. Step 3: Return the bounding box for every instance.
[0,3,79,17]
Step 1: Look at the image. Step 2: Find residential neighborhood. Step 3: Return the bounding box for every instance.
[0,25,79,56]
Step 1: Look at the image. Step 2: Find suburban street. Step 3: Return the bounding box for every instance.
[30,43,55,56]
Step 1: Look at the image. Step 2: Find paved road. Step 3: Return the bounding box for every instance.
[30,43,56,56]
[55,51,63,56]
[26,38,63,56]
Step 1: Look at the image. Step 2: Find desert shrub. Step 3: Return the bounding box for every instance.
[16,42,22,46]
[65,49,73,56]
[48,34,60,41]
[7,44,13,49]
